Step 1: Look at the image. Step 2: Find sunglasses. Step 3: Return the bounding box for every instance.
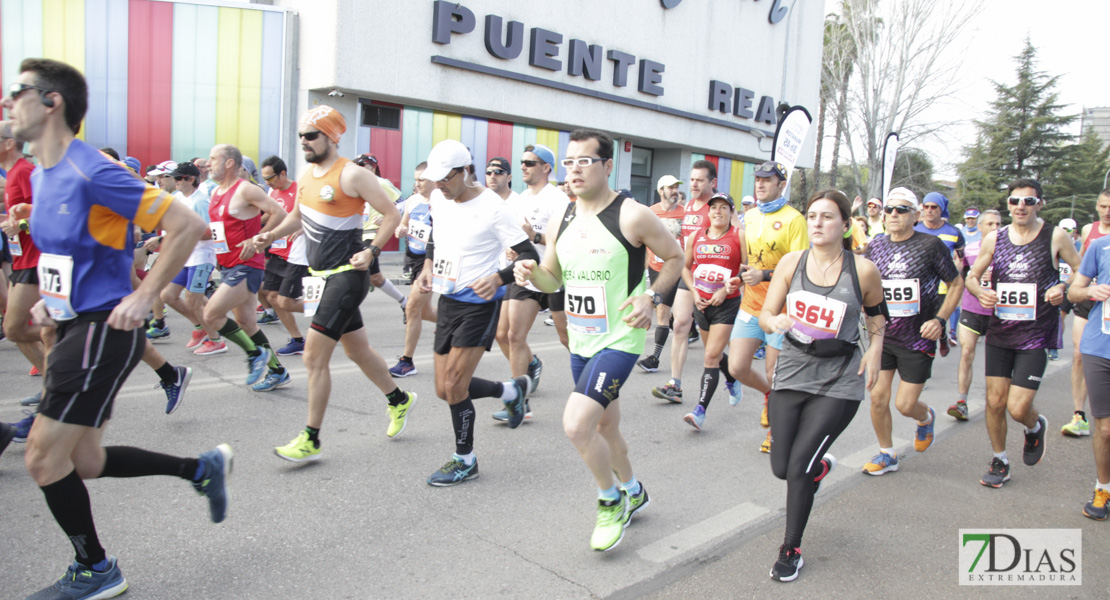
[560,157,606,168]
[884,205,914,214]
[485,168,507,176]
[437,168,462,184]
[173,176,186,181]
[520,160,542,167]
[298,131,323,141]
[8,82,53,101]
[1007,196,1040,206]
[262,173,278,181]
[1063,227,1075,232]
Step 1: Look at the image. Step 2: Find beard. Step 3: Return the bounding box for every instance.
[304,145,331,164]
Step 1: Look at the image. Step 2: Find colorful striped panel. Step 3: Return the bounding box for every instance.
[731,160,746,200]
[608,138,620,191]
[1,0,44,96]
[368,116,403,189]
[171,2,219,162]
[432,111,461,146]
[257,10,283,162]
[742,162,755,197]
[461,115,488,172]
[215,7,262,163]
[510,124,538,193]
[704,154,719,173]
[84,0,129,153]
[42,0,85,138]
[691,153,705,166]
[400,105,433,196]
[717,158,732,196]
[485,120,513,166]
[127,0,173,170]
[556,130,570,183]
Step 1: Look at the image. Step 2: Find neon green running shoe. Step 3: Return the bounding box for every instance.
[1062,413,1090,437]
[274,431,320,463]
[590,493,630,552]
[387,391,417,438]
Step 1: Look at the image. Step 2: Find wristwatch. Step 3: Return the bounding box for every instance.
[532,232,543,244]
[644,289,662,306]
[369,245,382,258]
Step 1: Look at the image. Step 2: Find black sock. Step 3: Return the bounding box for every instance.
[41,470,107,568]
[468,377,502,399]
[100,446,199,480]
[698,367,720,409]
[450,398,475,455]
[306,426,320,446]
[652,326,670,359]
[293,337,304,343]
[386,387,407,406]
[1077,410,1087,420]
[401,355,413,363]
[152,319,165,329]
[719,353,736,384]
[154,362,177,385]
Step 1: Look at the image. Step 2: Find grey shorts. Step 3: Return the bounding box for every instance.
[1082,353,1110,419]
[220,264,263,294]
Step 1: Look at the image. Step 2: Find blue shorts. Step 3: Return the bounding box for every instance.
[729,309,784,350]
[219,264,263,294]
[570,349,638,409]
[172,264,215,294]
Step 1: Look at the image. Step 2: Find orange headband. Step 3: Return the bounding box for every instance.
[300,105,346,143]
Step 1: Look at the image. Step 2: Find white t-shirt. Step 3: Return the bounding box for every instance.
[176,188,217,267]
[429,187,527,303]
[509,184,569,291]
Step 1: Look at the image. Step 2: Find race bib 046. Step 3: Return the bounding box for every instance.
[995,282,1037,321]
[565,285,608,335]
[882,279,920,317]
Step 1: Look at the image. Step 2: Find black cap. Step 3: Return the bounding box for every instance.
[708,192,736,210]
[486,157,510,173]
[754,161,787,180]
[170,163,201,179]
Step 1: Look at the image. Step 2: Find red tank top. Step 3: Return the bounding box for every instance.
[1083,223,1109,255]
[681,199,711,243]
[691,225,743,300]
[209,179,264,269]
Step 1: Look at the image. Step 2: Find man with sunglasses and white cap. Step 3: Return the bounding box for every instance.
[862,187,962,476]
[966,178,1081,487]
[865,197,885,238]
[415,139,539,486]
[492,143,570,421]
[636,174,684,374]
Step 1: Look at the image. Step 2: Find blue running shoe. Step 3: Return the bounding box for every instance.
[754,345,766,360]
[683,405,706,431]
[25,556,127,600]
[914,407,936,452]
[726,380,743,406]
[11,409,36,443]
[257,312,280,325]
[0,422,13,457]
[194,444,233,523]
[246,348,270,386]
[20,390,42,407]
[159,366,191,415]
[145,324,171,340]
[503,375,531,429]
[389,358,418,378]
[276,338,305,356]
[252,370,291,392]
[427,454,479,486]
[527,355,543,394]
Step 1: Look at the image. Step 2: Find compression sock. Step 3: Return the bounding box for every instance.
[218,321,256,354]
[41,470,107,568]
[250,330,283,371]
[100,446,199,480]
[451,398,476,456]
[652,326,670,360]
[698,367,720,409]
[154,362,177,385]
[380,279,405,303]
[386,387,407,407]
[468,377,502,399]
[719,353,736,384]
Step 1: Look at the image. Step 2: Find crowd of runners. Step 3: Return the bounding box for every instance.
[1,58,1108,598]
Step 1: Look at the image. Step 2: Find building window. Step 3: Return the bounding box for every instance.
[362,104,401,130]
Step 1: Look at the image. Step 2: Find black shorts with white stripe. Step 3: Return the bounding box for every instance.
[38,312,146,429]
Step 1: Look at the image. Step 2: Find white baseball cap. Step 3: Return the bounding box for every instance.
[886,187,919,209]
[148,160,178,177]
[1059,218,1077,230]
[420,140,472,182]
[657,174,683,189]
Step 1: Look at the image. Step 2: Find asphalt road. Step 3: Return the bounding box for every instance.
[2,266,1106,599]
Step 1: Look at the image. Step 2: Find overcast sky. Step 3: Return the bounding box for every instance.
[822,0,1110,179]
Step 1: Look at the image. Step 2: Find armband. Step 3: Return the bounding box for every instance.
[762,270,774,283]
[864,301,889,319]
[425,240,434,261]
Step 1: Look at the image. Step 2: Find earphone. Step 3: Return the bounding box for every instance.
[39,90,54,108]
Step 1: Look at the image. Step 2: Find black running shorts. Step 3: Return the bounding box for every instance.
[309,268,370,340]
[880,343,934,385]
[693,295,741,332]
[434,296,501,354]
[984,343,1047,391]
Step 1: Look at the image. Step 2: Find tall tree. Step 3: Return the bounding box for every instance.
[815,8,855,191]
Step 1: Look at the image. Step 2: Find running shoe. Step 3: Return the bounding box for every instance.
[637,355,660,373]
[401,268,412,281]
[193,444,233,523]
[938,335,950,358]
[687,328,700,345]
[29,365,41,376]
[20,390,42,407]
[399,301,407,325]
[761,391,770,428]
[389,358,417,378]
[1062,413,1090,437]
[146,324,171,340]
[186,329,206,349]
[502,376,531,429]
[1084,488,1110,521]
[246,348,270,386]
[493,400,532,422]
[754,345,766,361]
[194,339,228,356]
[626,484,650,520]
[760,431,772,454]
[0,422,13,457]
[683,405,706,431]
[651,381,683,403]
[770,545,804,582]
[252,370,291,392]
[914,407,936,452]
[26,556,128,600]
[160,366,191,414]
[590,493,630,552]
[947,400,969,421]
[726,380,742,406]
[527,355,543,394]
[276,338,305,356]
[544,317,554,326]
[0,319,5,343]
[813,454,836,494]
[257,312,280,325]
[11,410,35,443]
[1047,348,1059,361]
[386,391,417,438]
[255,304,265,314]
[862,452,899,476]
[275,431,321,463]
[980,457,1011,488]
[1023,415,1048,465]
[949,335,959,347]
[427,454,479,486]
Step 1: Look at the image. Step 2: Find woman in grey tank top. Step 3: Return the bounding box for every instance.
[755,190,888,582]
